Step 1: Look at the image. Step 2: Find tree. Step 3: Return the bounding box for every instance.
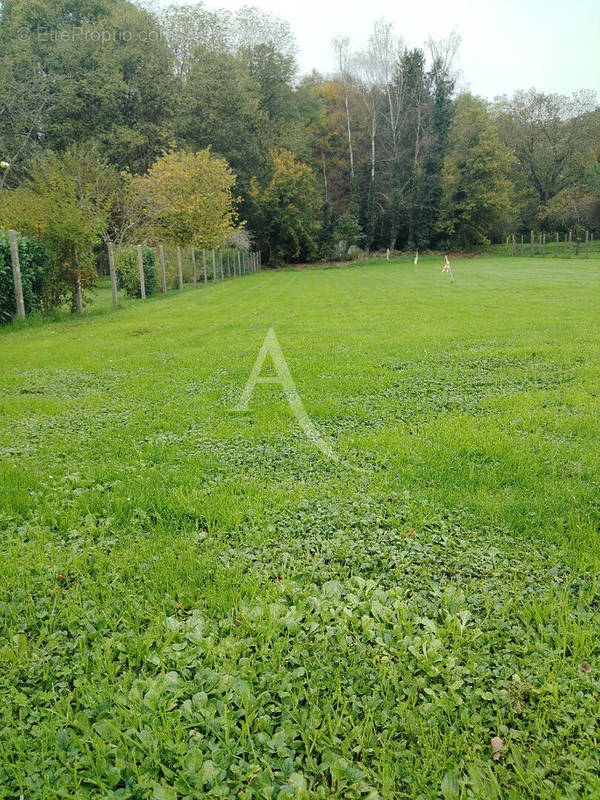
[132,149,238,249]
[0,0,175,174]
[494,91,598,228]
[0,58,55,190]
[159,3,229,80]
[538,187,598,234]
[301,74,368,222]
[250,149,321,263]
[437,95,514,247]
[420,35,458,247]
[332,37,358,213]
[400,48,428,249]
[0,147,113,310]
[176,48,265,182]
[324,25,459,252]
[352,24,388,250]
[366,20,405,250]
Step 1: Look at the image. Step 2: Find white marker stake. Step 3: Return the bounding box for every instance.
[414,250,419,272]
[235,328,338,462]
[441,254,454,282]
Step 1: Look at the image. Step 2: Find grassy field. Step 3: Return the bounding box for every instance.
[1,254,600,799]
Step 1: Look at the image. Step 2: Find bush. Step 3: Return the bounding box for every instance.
[0,229,52,324]
[115,246,157,298]
[333,213,364,246]
[347,245,363,260]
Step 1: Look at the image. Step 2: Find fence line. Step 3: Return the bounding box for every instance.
[505,229,597,258]
[5,232,262,319]
[106,244,262,309]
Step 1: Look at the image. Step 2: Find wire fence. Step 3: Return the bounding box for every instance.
[503,230,598,258]
[107,243,261,305]
[6,231,261,321]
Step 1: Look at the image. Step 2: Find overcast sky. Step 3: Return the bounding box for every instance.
[162,0,599,98]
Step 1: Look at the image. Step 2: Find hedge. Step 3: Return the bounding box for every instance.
[115,246,157,298]
[0,229,52,324]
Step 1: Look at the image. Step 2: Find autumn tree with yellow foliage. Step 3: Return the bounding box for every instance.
[250,149,321,264]
[133,149,239,249]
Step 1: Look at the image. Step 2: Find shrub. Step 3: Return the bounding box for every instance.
[225,229,252,251]
[115,246,157,298]
[333,212,364,248]
[347,245,363,260]
[0,148,114,312]
[0,229,52,324]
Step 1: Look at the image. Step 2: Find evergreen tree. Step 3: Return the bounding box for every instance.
[437,95,514,247]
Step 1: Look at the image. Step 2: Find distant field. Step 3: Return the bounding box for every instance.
[1,255,599,799]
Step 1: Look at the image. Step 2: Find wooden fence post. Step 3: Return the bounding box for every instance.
[212,250,217,281]
[530,229,534,256]
[520,234,523,255]
[568,230,572,257]
[137,244,146,299]
[202,249,207,285]
[7,229,25,319]
[191,248,197,286]
[107,241,118,307]
[75,275,84,314]
[159,246,167,294]
[177,247,184,290]
[511,234,515,256]
[555,231,559,257]
[219,250,224,280]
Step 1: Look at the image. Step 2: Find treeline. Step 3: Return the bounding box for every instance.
[1,0,599,277]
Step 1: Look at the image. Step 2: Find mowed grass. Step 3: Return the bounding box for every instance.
[1,255,600,800]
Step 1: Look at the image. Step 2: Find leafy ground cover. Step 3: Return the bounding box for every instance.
[1,255,599,799]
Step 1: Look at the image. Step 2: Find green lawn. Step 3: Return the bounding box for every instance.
[1,255,599,799]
